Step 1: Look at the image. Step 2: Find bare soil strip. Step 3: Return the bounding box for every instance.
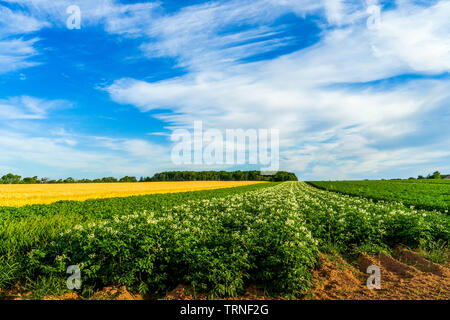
[3,249,448,300]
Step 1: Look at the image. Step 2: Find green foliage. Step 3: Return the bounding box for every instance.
[24,183,317,297]
[2,181,448,298]
[22,176,40,184]
[146,170,298,182]
[429,171,442,179]
[101,177,118,183]
[0,183,275,291]
[418,239,449,265]
[0,255,20,289]
[1,173,21,184]
[119,176,137,183]
[308,180,450,212]
[0,171,298,184]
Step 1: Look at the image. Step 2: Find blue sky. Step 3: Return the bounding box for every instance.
[0,0,449,180]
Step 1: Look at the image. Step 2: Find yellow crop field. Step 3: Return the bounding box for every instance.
[0,181,265,207]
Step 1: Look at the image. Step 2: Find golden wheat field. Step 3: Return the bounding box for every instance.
[0,181,265,207]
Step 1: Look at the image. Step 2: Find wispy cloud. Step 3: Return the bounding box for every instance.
[0,37,41,73]
[2,0,158,29]
[0,5,49,36]
[1,0,449,179]
[0,96,69,119]
[0,0,157,73]
[0,3,48,73]
[0,128,170,178]
[107,0,450,178]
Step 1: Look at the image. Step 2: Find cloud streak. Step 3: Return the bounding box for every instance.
[106,0,450,178]
[1,0,449,179]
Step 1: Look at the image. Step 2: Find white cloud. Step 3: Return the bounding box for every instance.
[370,0,450,74]
[0,0,362,73]
[0,0,158,73]
[0,5,49,36]
[0,3,48,73]
[3,0,158,29]
[324,0,344,25]
[0,129,170,178]
[2,0,449,178]
[0,96,69,120]
[106,0,450,178]
[129,0,362,70]
[0,38,41,73]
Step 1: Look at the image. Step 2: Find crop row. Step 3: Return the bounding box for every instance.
[0,182,277,291]
[24,182,319,297]
[9,182,449,298]
[293,182,449,250]
[307,180,450,212]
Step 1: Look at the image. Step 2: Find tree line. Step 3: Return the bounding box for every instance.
[412,171,447,180]
[380,171,448,181]
[0,171,297,184]
[141,171,298,182]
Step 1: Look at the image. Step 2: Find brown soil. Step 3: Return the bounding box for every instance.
[44,286,144,301]
[160,249,450,300]
[3,249,449,300]
[159,284,274,300]
[352,251,449,300]
[306,253,374,300]
[394,246,449,277]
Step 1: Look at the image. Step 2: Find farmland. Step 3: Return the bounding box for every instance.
[307,180,450,212]
[1,181,448,300]
[0,181,265,207]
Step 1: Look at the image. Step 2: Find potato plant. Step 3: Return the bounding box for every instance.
[3,182,449,298]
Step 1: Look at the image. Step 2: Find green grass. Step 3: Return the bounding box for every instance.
[418,239,449,265]
[307,180,450,212]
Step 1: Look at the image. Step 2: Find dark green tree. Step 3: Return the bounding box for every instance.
[22,176,40,184]
[1,173,22,184]
[148,170,297,182]
[428,171,441,179]
[432,171,441,179]
[119,176,137,182]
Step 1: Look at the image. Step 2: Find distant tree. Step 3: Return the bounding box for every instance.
[432,171,442,179]
[408,177,416,180]
[417,175,425,179]
[428,171,441,179]
[119,176,137,182]
[1,171,298,184]
[22,176,39,184]
[1,173,22,184]
[148,170,297,182]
